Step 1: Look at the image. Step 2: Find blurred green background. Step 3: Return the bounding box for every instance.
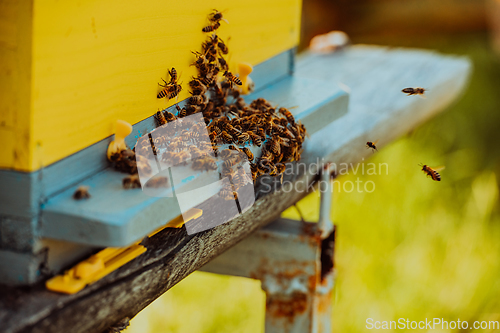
[125,1,500,332]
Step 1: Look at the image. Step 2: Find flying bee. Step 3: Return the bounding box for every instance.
[366,140,378,152]
[73,186,90,200]
[223,71,242,86]
[402,87,426,97]
[420,164,444,181]
[122,174,142,189]
[202,21,220,33]
[241,147,254,161]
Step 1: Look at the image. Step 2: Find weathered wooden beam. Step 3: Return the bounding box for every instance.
[0,45,471,333]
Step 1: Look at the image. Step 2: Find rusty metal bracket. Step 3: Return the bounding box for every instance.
[200,170,335,332]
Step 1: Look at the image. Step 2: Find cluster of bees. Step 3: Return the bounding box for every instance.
[107,146,165,189]
[152,9,307,199]
[366,87,443,182]
[74,10,307,201]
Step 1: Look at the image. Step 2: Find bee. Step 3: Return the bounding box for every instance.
[202,21,220,33]
[191,51,208,67]
[402,87,426,97]
[165,109,177,123]
[204,45,218,63]
[217,38,229,55]
[259,158,277,176]
[192,156,218,171]
[110,148,138,174]
[268,139,281,156]
[275,162,286,183]
[219,149,234,159]
[73,186,90,199]
[209,9,228,23]
[366,140,378,152]
[189,78,208,95]
[234,132,249,144]
[213,83,228,105]
[170,150,191,165]
[228,145,242,152]
[219,186,235,201]
[221,130,234,143]
[154,110,167,126]
[241,147,254,161]
[177,105,187,118]
[420,164,444,181]
[223,71,242,86]
[168,67,178,84]
[136,155,152,176]
[249,132,263,147]
[218,57,229,71]
[145,176,169,188]
[261,147,274,161]
[189,95,205,105]
[123,174,142,189]
[279,107,295,125]
[157,80,182,100]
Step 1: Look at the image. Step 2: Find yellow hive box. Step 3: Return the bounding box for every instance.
[0,0,301,171]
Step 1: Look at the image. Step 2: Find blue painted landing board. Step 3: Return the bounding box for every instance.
[41,76,349,247]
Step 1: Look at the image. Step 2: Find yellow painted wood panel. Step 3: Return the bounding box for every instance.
[0,0,33,170]
[21,0,300,172]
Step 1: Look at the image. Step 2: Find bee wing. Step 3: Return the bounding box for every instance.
[432,166,445,171]
[418,94,427,99]
[373,140,379,145]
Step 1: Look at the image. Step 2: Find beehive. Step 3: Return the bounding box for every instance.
[0,0,304,285]
[0,0,301,171]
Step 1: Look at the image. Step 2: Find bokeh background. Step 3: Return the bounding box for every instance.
[125,0,500,331]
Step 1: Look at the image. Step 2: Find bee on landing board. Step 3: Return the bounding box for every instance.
[73,186,90,199]
[366,140,378,152]
[402,87,426,97]
[123,174,142,189]
[420,164,444,181]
